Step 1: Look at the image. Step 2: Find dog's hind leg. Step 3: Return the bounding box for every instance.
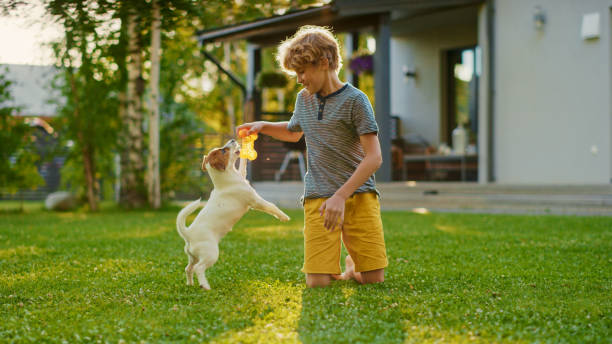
[192,244,218,290]
[184,245,197,285]
[185,252,197,286]
[193,261,211,290]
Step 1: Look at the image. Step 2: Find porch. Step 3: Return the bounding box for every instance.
[251,181,612,216]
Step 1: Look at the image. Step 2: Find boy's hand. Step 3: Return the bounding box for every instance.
[236,121,264,137]
[319,194,346,231]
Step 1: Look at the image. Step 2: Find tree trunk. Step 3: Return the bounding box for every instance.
[120,9,147,208]
[116,91,125,203]
[81,143,98,211]
[147,0,161,209]
[69,75,98,211]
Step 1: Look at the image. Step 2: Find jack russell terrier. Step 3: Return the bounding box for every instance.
[176,139,290,290]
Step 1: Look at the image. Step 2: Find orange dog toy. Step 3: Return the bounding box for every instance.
[238,129,258,160]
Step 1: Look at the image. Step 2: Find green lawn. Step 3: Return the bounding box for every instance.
[1,202,610,343]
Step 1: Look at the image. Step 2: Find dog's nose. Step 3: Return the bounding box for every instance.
[230,139,236,143]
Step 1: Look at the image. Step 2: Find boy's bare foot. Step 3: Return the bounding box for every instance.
[342,255,367,283]
[341,255,356,280]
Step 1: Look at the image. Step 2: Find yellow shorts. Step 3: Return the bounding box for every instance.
[302,192,388,274]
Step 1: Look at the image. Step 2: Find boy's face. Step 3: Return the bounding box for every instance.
[295,60,328,95]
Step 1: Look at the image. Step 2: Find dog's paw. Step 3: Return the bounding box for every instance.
[200,284,211,291]
[278,213,290,222]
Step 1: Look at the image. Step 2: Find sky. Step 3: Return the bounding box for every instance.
[0,2,62,66]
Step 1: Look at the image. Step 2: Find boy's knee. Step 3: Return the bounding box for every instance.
[306,274,332,288]
[362,276,384,284]
[361,269,385,284]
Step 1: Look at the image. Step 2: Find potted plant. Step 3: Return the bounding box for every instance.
[348,50,374,75]
[255,71,288,89]
[256,71,288,112]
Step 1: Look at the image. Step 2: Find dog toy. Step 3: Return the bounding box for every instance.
[238,128,258,160]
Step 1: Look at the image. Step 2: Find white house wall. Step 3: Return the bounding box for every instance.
[495,0,612,184]
[390,6,479,149]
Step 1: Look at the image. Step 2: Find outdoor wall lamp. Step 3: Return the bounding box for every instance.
[403,65,417,79]
[533,6,546,30]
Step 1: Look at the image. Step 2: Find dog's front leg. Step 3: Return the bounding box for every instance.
[251,195,290,222]
[239,158,247,179]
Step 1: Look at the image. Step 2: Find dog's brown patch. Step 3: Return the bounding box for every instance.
[203,148,228,172]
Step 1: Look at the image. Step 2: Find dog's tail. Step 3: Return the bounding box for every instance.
[176,198,201,241]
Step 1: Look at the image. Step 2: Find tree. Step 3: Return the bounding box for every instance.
[47,0,120,211]
[116,0,201,208]
[43,0,199,209]
[147,0,161,209]
[120,3,147,208]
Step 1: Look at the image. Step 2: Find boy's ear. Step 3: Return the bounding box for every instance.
[201,155,207,172]
[319,57,329,70]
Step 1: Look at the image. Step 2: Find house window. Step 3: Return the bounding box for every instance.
[444,46,479,147]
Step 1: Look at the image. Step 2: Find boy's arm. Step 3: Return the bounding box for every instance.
[319,133,382,230]
[334,133,382,199]
[237,121,303,142]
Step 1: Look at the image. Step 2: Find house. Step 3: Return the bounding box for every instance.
[197,0,611,185]
[2,64,61,117]
[1,64,63,199]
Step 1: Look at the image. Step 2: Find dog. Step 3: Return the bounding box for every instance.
[176,139,290,290]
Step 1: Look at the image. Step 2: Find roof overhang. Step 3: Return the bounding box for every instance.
[196,5,379,46]
[196,0,484,47]
[334,0,484,16]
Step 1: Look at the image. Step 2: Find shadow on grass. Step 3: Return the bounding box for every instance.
[298,281,404,344]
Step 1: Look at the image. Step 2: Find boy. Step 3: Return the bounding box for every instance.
[236,26,387,288]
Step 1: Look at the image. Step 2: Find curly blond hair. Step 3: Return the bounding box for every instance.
[276,25,342,76]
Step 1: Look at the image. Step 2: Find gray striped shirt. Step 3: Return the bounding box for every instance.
[287,83,379,199]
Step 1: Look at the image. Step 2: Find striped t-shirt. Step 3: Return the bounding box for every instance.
[287,83,379,199]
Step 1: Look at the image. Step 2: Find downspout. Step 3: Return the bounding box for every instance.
[486,0,495,182]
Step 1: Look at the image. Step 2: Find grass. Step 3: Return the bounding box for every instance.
[0,201,610,343]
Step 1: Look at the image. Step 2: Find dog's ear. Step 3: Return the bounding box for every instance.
[201,155,208,172]
[206,149,227,172]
